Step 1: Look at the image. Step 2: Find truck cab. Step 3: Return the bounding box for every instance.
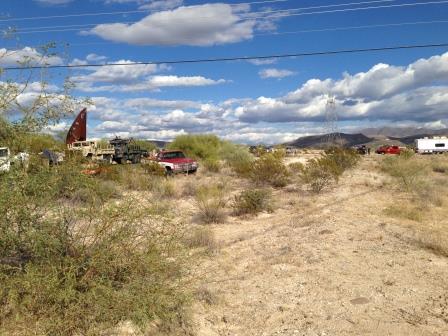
[0,147,11,172]
[156,150,198,175]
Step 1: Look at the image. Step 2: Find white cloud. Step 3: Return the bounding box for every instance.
[34,0,73,5]
[235,52,448,124]
[139,0,183,10]
[87,3,255,46]
[0,47,63,67]
[259,68,296,79]
[247,58,277,66]
[85,53,108,62]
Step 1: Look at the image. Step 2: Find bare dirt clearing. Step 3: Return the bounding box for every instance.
[188,157,448,336]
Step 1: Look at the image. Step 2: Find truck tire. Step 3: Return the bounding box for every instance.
[165,167,173,177]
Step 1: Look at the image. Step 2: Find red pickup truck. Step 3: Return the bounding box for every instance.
[155,150,198,175]
[375,145,401,155]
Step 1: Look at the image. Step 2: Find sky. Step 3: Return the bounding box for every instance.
[1,0,448,144]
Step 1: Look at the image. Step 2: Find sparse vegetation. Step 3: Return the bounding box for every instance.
[0,163,188,335]
[249,152,290,187]
[232,189,273,216]
[185,227,219,255]
[195,184,227,224]
[203,158,221,173]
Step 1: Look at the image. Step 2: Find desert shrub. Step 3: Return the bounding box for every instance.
[167,134,221,160]
[151,177,176,198]
[299,157,339,193]
[203,158,221,173]
[431,157,448,174]
[0,169,188,335]
[249,153,290,187]
[232,189,273,216]
[118,165,153,191]
[288,162,304,173]
[323,147,359,174]
[143,161,166,176]
[381,154,427,193]
[195,184,227,224]
[299,148,360,193]
[185,227,219,255]
[182,180,198,197]
[225,148,254,177]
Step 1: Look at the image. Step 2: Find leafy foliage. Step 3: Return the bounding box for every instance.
[232,189,273,216]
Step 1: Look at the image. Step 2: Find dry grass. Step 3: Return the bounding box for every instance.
[185,227,219,255]
[195,184,227,224]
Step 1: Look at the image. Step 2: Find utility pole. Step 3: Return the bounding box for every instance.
[324,95,340,147]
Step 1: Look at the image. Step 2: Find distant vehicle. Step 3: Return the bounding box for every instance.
[375,145,401,155]
[109,137,147,164]
[155,150,198,175]
[0,147,11,172]
[415,137,448,154]
[355,145,370,155]
[67,140,115,163]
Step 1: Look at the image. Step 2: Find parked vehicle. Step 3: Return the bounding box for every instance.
[67,140,115,163]
[109,137,147,164]
[155,150,198,175]
[0,147,11,172]
[355,145,370,155]
[415,137,448,154]
[376,145,401,155]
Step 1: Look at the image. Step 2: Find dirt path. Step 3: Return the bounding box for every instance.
[190,158,448,336]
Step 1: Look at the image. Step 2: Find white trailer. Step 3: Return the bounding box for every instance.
[415,137,448,154]
[0,147,11,172]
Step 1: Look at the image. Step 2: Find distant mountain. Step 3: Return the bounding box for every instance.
[285,133,372,148]
[360,127,448,138]
[390,133,448,145]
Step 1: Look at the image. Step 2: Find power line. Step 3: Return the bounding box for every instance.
[0,0,290,22]
[6,0,448,35]
[3,42,448,71]
[5,19,448,49]
[256,19,448,36]
[3,0,395,32]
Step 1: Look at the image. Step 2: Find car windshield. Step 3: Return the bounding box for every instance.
[0,149,8,157]
[161,151,185,159]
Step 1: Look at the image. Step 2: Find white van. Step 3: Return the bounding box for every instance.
[0,147,11,172]
[415,137,448,154]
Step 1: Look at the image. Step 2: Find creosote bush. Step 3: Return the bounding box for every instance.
[0,165,188,335]
[195,184,227,224]
[203,158,221,173]
[249,152,290,188]
[299,148,360,193]
[232,189,273,216]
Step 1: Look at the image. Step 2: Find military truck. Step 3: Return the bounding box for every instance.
[67,140,115,163]
[109,137,147,164]
[0,147,11,172]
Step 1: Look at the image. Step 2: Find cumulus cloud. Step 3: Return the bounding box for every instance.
[235,52,448,124]
[247,58,277,66]
[102,0,183,10]
[86,3,255,46]
[259,68,296,79]
[0,47,63,67]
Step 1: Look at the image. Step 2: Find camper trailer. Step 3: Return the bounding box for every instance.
[415,137,448,154]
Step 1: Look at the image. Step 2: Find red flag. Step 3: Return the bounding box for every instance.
[66,108,87,145]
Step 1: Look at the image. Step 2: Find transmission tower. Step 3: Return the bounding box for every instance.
[324,95,341,147]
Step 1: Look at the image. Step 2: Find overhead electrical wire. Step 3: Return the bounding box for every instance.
[6,0,448,35]
[3,42,448,71]
[0,0,291,22]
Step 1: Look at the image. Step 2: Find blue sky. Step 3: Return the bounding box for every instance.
[1,0,448,143]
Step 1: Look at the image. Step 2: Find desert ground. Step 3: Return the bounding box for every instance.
[159,153,448,336]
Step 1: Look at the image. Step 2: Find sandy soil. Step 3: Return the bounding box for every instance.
[186,156,448,336]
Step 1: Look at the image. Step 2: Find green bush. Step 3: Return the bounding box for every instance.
[0,168,188,335]
[232,189,273,216]
[203,158,221,173]
[381,154,427,193]
[143,161,166,176]
[195,184,227,224]
[167,134,221,160]
[249,153,290,187]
